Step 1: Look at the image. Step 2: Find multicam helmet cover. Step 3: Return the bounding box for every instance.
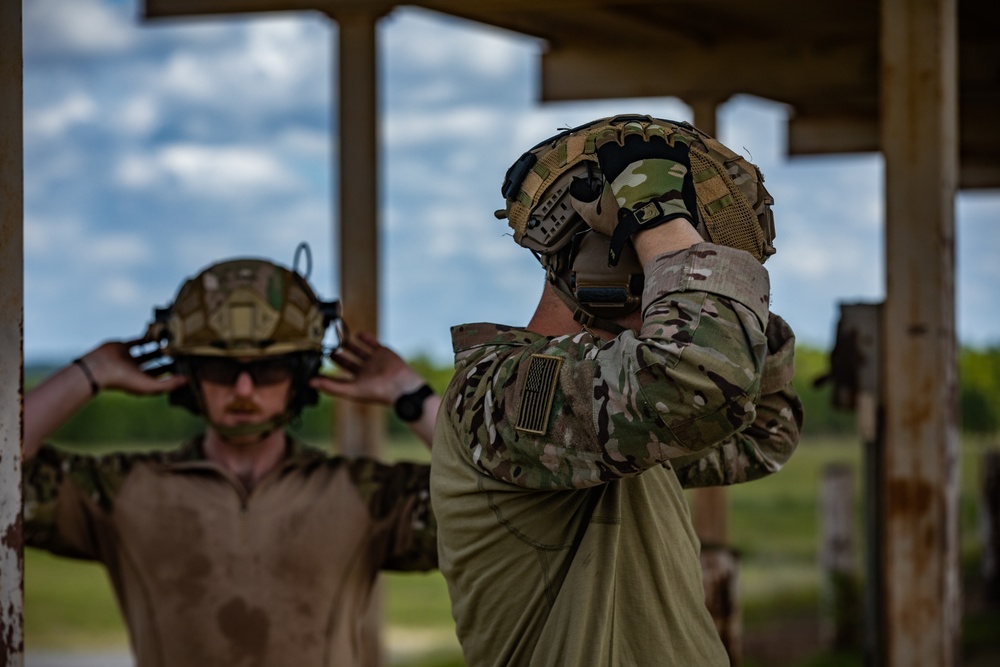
[499,114,776,264]
[148,258,338,358]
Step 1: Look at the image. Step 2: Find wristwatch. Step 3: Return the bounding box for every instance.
[394,384,434,422]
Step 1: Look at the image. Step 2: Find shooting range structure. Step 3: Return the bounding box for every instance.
[3,1,998,664]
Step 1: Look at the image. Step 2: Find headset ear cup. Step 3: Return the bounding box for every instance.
[169,385,203,415]
[289,352,322,414]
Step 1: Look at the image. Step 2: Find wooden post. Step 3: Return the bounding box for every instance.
[332,9,384,459]
[983,449,1000,605]
[329,10,386,665]
[880,0,960,665]
[700,546,741,665]
[0,0,25,663]
[820,463,861,650]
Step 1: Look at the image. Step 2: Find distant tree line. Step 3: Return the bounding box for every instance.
[29,345,1000,445]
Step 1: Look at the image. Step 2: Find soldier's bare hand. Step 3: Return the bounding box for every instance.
[80,339,187,396]
[311,332,426,406]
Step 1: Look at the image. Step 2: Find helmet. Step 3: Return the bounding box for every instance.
[153,257,335,358]
[145,252,343,434]
[496,114,776,332]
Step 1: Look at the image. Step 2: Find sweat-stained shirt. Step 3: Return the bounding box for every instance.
[431,243,802,666]
[24,436,436,667]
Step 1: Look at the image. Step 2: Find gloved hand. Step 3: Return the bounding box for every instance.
[572,121,699,266]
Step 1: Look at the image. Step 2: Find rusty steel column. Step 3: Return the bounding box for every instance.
[879,0,960,665]
[0,0,25,663]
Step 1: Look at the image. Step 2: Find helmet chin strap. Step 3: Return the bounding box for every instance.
[547,271,628,336]
[208,412,291,441]
[187,373,294,442]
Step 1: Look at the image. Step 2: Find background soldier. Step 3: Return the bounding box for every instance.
[430,115,803,665]
[24,254,439,667]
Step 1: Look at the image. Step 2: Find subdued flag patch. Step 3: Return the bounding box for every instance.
[515,354,563,435]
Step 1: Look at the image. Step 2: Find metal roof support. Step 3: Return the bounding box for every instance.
[879,0,960,664]
[0,0,25,663]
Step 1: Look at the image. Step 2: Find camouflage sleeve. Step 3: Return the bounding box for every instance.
[24,446,137,560]
[449,244,770,490]
[672,312,804,487]
[347,459,437,571]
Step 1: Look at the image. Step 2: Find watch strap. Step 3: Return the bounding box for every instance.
[394,383,434,422]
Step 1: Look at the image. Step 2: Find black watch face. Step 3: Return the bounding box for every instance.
[397,395,422,422]
[396,385,432,422]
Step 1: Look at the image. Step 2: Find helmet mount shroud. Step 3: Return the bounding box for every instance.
[497,114,777,334]
[143,247,344,437]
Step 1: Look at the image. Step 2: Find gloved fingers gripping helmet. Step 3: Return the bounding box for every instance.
[496,114,776,331]
[144,253,343,431]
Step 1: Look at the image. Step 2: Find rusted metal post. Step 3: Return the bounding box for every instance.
[820,463,861,650]
[0,0,25,663]
[982,448,1000,605]
[880,0,960,665]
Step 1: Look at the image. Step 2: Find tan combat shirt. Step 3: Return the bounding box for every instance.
[25,437,436,667]
[431,244,802,666]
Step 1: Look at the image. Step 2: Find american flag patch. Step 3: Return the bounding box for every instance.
[515,354,563,435]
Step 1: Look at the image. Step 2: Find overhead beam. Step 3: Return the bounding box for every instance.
[144,0,394,19]
[541,42,876,106]
[788,108,1000,189]
[879,0,960,665]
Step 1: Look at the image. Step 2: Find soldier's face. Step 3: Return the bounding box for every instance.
[195,357,293,439]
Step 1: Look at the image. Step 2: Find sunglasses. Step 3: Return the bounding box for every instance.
[192,356,295,386]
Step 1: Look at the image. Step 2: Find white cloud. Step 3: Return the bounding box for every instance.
[155,16,329,112]
[24,0,134,57]
[114,144,299,197]
[25,92,98,139]
[384,9,528,77]
[119,95,160,137]
[100,276,144,306]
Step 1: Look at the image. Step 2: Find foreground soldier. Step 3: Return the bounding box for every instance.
[431,115,803,665]
[24,256,440,667]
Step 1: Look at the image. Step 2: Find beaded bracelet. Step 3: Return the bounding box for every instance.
[73,358,100,397]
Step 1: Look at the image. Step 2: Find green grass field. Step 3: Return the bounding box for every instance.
[24,435,998,665]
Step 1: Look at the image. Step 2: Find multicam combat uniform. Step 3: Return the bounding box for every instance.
[431,244,802,666]
[25,437,436,667]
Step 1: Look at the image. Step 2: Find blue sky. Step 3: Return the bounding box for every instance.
[22,0,1000,365]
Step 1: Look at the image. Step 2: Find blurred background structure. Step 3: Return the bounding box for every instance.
[4,1,1000,665]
